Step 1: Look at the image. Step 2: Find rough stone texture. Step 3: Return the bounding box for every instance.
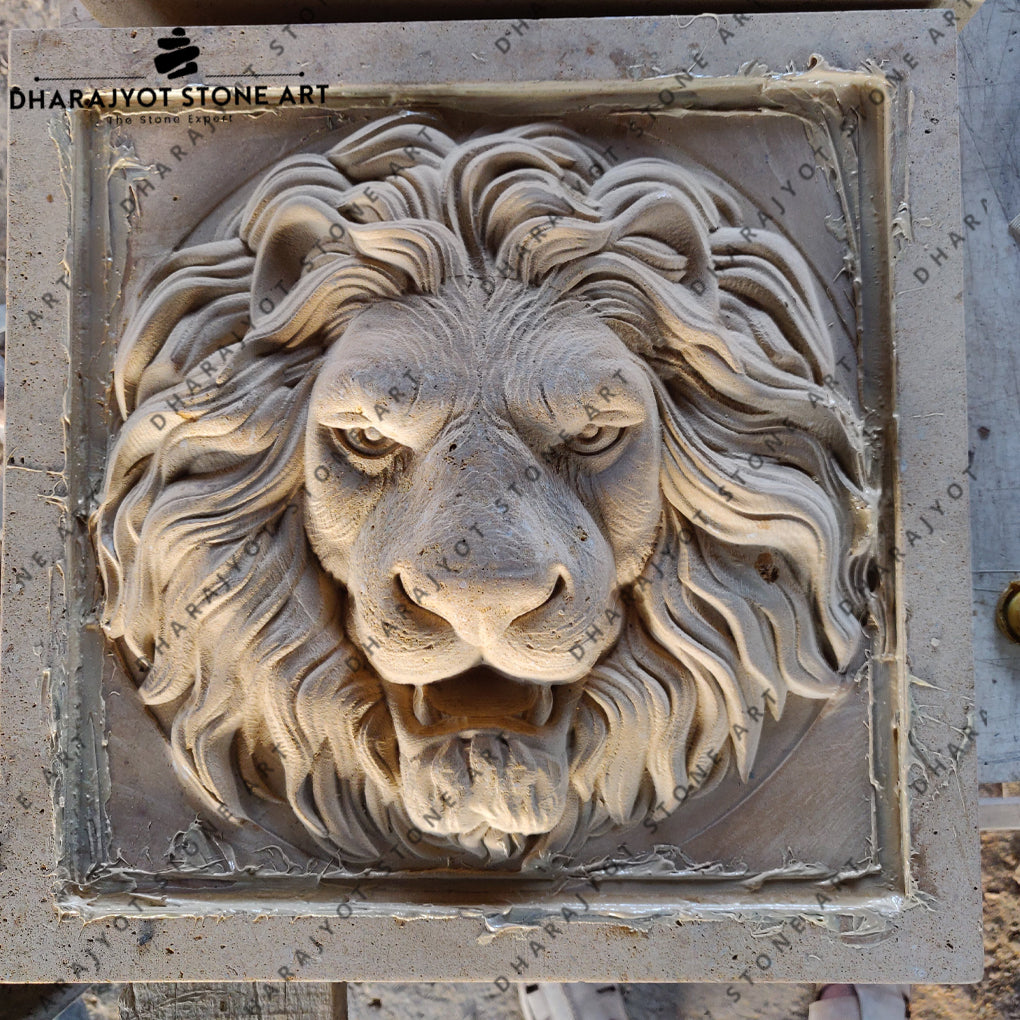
[0,0,61,297]
[958,0,1020,784]
[118,983,346,1019]
[0,1,1011,1016]
[2,10,978,986]
[898,831,1020,1020]
[347,826,1020,1018]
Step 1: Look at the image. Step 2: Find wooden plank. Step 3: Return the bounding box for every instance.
[957,0,1020,782]
[118,983,347,1020]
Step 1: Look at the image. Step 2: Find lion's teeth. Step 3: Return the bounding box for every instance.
[532,685,554,726]
[413,686,435,726]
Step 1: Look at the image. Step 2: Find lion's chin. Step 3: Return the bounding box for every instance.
[381,668,585,840]
[399,731,570,837]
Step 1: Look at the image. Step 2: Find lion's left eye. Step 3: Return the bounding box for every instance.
[565,424,624,455]
[332,426,401,458]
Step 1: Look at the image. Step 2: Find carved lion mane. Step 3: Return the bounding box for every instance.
[94,112,875,869]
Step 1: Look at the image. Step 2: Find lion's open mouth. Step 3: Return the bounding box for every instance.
[381,665,583,839]
[383,665,582,739]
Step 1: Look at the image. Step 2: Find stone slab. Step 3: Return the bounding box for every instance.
[3,12,980,983]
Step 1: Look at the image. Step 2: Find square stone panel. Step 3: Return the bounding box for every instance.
[2,12,980,983]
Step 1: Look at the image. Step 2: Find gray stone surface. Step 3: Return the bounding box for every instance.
[118,983,346,1019]
[0,0,61,298]
[2,12,979,983]
[958,0,1020,783]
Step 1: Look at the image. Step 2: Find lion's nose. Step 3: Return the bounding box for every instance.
[395,564,571,649]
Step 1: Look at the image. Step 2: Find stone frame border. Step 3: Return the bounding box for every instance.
[3,12,979,983]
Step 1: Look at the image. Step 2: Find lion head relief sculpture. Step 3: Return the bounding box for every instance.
[92,111,876,869]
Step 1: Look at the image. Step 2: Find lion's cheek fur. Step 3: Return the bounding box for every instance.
[301,437,385,587]
[585,409,664,588]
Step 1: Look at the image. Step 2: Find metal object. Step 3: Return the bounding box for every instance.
[996,580,1020,643]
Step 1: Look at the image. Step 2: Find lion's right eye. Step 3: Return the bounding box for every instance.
[565,424,624,456]
[331,426,401,458]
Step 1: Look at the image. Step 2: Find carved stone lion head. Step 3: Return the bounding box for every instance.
[93,112,875,867]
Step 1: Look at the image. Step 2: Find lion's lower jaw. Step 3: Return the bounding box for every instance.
[398,731,571,846]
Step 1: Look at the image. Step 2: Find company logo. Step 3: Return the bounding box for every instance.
[154,27,200,79]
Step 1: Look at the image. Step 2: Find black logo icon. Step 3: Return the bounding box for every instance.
[154,27,200,79]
